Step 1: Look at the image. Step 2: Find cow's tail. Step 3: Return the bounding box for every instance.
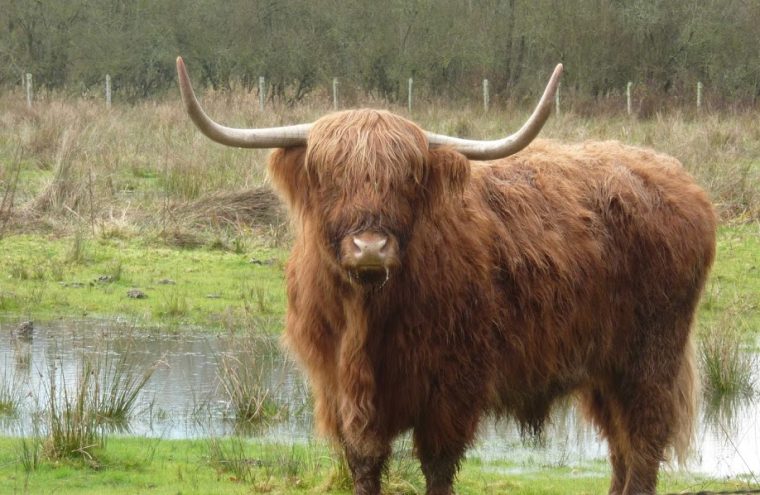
[670,333,699,466]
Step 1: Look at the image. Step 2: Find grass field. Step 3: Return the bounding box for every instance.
[1,91,758,493]
[0,437,754,495]
[0,226,756,337]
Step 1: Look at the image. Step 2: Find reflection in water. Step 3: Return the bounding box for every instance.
[0,319,757,478]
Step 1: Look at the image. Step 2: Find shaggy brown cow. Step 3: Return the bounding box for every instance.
[176,58,716,495]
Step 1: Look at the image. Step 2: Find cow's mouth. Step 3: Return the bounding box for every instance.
[349,266,390,286]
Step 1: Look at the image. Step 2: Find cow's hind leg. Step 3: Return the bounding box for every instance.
[581,387,628,495]
[618,311,698,495]
[616,379,678,495]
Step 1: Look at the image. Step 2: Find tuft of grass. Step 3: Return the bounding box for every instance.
[94,348,156,427]
[0,145,22,239]
[43,341,157,461]
[206,436,258,483]
[232,236,247,254]
[8,261,30,280]
[160,160,205,201]
[0,290,19,311]
[18,434,43,473]
[0,365,24,416]
[384,441,425,494]
[65,231,89,265]
[700,324,756,405]
[44,358,103,461]
[17,418,44,473]
[154,290,189,319]
[322,450,354,493]
[104,260,122,282]
[216,333,286,427]
[241,283,276,316]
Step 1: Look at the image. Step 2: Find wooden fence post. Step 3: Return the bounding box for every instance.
[26,73,33,108]
[105,74,112,108]
[258,76,265,111]
[408,78,413,113]
[697,81,703,110]
[333,77,339,110]
[483,79,489,112]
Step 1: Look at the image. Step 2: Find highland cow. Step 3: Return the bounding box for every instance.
[177,57,716,495]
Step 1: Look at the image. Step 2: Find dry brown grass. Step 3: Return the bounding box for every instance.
[0,89,757,242]
[170,187,286,230]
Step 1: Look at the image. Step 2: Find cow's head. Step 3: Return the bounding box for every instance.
[176,57,562,287]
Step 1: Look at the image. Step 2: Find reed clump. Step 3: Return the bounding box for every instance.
[43,342,156,461]
[0,365,23,416]
[700,325,756,405]
[215,333,286,428]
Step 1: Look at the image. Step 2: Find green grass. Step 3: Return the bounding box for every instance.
[698,223,760,341]
[0,224,755,337]
[0,234,287,330]
[0,437,754,495]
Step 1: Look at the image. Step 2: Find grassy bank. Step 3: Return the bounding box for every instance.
[0,233,287,330]
[0,436,754,495]
[0,225,757,335]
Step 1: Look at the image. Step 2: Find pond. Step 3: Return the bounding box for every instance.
[0,319,757,479]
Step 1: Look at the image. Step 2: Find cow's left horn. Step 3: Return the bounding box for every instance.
[426,64,563,160]
[176,57,311,148]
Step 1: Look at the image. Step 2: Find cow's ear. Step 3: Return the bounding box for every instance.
[268,146,309,210]
[426,148,470,199]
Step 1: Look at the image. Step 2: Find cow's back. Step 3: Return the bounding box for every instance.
[470,139,715,425]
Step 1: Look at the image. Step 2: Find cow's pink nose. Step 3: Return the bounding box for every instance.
[352,233,388,267]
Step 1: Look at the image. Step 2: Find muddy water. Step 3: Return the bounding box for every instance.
[0,319,757,478]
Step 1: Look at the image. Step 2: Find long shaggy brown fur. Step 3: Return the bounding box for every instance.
[268,109,716,495]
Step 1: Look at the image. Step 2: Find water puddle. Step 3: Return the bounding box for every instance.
[0,319,757,478]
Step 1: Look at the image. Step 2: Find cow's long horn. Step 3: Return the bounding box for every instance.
[176,57,311,148]
[426,64,563,160]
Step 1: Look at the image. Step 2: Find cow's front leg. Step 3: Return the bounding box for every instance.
[344,443,389,495]
[414,394,482,495]
[414,419,472,495]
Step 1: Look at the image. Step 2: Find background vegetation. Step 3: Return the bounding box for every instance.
[0,2,758,493]
[3,0,760,106]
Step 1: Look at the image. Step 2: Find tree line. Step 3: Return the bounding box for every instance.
[2,0,759,105]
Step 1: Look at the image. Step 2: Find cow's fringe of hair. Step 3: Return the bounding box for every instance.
[305,110,428,195]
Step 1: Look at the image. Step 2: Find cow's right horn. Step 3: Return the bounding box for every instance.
[176,57,311,148]
[426,64,563,160]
